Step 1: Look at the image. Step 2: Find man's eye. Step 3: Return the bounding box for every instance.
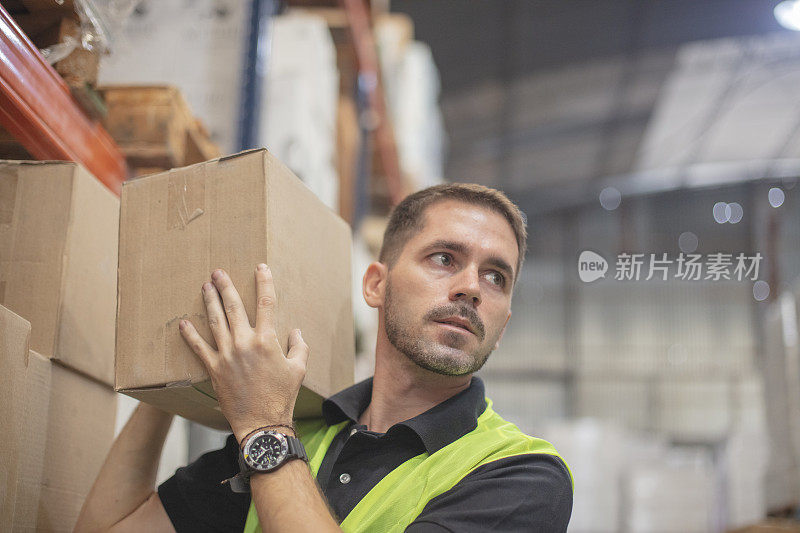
[431,253,452,266]
[484,271,505,287]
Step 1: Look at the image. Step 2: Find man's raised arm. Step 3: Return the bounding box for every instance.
[178,265,341,532]
[74,402,176,532]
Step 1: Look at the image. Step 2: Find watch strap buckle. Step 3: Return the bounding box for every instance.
[222,472,251,494]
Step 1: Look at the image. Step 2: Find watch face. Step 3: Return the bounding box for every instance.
[243,431,289,471]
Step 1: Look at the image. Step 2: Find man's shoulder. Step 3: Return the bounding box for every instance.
[460,449,572,489]
[408,451,573,532]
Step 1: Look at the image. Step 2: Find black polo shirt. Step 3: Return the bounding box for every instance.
[158,376,573,532]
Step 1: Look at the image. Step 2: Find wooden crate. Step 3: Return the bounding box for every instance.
[99,86,221,173]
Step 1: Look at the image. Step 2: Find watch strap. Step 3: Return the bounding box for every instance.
[287,436,308,462]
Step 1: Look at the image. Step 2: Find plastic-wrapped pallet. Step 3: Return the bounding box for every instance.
[623,450,715,533]
[376,16,446,191]
[481,379,567,433]
[724,429,768,529]
[575,377,651,431]
[542,419,627,533]
[259,12,339,211]
[761,295,800,509]
[657,377,732,441]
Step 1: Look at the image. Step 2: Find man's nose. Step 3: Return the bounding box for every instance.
[450,266,481,305]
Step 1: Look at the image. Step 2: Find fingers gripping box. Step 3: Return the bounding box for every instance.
[116,149,355,429]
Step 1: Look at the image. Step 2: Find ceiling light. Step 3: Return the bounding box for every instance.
[775,0,800,31]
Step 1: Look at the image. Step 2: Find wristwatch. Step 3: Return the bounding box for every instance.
[224,429,309,493]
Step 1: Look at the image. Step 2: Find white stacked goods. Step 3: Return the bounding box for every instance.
[761,295,800,509]
[481,380,567,433]
[543,419,627,533]
[724,430,768,529]
[575,378,651,431]
[376,16,446,190]
[483,262,569,375]
[260,12,339,211]
[390,42,446,190]
[657,377,731,441]
[623,450,715,533]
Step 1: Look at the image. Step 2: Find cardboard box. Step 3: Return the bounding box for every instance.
[0,305,117,531]
[0,304,37,531]
[116,149,355,429]
[35,353,116,531]
[0,161,119,386]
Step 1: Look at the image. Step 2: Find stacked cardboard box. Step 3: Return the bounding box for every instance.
[0,160,119,386]
[0,307,116,531]
[0,160,120,530]
[116,149,355,429]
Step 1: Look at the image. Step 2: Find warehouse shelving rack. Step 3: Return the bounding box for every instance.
[0,0,402,207]
[0,4,127,195]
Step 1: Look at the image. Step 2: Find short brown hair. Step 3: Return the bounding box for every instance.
[378,183,527,282]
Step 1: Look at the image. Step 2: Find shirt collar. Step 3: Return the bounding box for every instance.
[321,375,488,455]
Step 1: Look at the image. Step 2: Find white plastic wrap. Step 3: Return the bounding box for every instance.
[259,12,340,211]
[543,419,629,533]
[376,18,446,191]
[624,450,716,533]
[39,0,139,63]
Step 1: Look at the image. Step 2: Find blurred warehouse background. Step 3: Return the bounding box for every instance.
[3,0,800,531]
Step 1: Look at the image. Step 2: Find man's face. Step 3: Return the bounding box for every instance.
[382,200,518,376]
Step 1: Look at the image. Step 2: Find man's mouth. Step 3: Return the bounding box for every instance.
[433,317,475,335]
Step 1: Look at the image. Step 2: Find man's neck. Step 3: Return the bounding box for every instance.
[358,333,472,433]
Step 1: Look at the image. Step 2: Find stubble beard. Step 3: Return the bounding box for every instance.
[383,277,496,376]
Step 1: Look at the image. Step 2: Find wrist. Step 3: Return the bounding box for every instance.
[235,422,297,445]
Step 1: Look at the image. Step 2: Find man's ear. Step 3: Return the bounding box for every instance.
[493,310,512,351]
[363,262,389,308]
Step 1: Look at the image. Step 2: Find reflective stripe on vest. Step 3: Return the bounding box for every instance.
[242,398,572,533]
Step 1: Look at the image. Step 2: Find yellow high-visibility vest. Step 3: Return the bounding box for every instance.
[243,398,572,533]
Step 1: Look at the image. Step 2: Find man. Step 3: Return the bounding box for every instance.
[76,184,573,532]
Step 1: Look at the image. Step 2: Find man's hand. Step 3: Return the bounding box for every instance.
[178,264,309,442]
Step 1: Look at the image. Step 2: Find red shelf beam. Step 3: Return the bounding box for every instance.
[0,5,127,195]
